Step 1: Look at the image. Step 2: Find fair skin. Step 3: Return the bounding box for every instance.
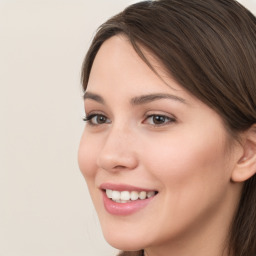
[78,35,245,256]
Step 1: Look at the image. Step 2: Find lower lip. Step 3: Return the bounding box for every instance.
[102,191,155,216]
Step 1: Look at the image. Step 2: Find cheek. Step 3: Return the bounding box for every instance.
[140,131,233,236]
[78,132,98,180]
[78,133,103,214]
[144,130,230,193]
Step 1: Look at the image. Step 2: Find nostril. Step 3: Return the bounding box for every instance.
[113,165,127,169]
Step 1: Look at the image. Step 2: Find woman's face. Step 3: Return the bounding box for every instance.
[78,36,241,253]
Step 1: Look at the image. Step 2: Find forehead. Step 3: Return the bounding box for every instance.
[87,35,186,97]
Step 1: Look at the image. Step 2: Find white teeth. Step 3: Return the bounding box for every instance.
[106,189,112,199]
[121,191,130,201]
[130,191,139,201]
[105,189,156,203]
[139,191,147,200]
[112,191,121,201]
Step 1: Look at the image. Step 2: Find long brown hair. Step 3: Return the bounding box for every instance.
[81,0,256,255]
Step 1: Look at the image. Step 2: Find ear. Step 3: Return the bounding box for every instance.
[232,125,256,182]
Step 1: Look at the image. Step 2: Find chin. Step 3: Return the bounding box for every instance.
[105,239,145,252]
[101,227,148,251]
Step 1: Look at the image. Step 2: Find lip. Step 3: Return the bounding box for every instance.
[100,183,157,216]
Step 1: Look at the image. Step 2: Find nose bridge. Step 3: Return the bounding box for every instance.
[97,122,138,171]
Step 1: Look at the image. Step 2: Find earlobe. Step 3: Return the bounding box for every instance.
[232,125,256,183]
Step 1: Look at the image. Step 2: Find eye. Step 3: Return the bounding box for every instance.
[144,114,175,126]
[83,114,111,126]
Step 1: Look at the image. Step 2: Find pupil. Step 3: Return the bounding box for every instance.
[153,115,165,124]
[97,115,106,123]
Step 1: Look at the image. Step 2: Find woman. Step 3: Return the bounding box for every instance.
[78,0,256,255]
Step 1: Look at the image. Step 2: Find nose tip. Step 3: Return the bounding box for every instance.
[97,152,138,172]
[96,129,138,172]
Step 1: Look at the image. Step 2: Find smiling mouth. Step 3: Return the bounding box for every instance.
[104,189,158,203]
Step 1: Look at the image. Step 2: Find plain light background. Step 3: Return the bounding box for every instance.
[1,1,255,256]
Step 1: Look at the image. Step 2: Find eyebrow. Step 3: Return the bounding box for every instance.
[131,93,186,105]
[84,92,187,105]
[84,92,105,104]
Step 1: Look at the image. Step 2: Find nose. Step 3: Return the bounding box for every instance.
[96,126,138,172]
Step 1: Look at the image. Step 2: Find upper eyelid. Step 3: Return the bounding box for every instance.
[146,114,175,119]
[85,110,107,116]
[144,111,177,120]
[84,112,108,120]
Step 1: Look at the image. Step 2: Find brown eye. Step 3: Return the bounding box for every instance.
[145,114,175,126]
[152,115,167,124]
[95,115,107,124]
[83,114,110,125]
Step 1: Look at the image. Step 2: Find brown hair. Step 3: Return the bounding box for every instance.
[81,0,256,255]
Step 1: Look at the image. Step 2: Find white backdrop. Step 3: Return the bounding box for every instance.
[0,1,255,256]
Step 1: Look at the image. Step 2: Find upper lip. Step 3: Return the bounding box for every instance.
[100,183,157,192]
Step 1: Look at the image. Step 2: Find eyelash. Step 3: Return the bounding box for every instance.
[83,113,110,126]
[83,113,176,127]
[144,114,176,126]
